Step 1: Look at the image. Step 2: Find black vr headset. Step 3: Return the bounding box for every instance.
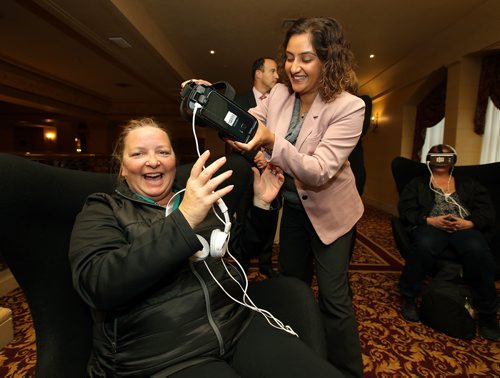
[180,81,258,143]
[426,144,457,166]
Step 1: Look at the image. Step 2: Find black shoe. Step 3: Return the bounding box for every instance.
[478,314,500,341]
[259,267,279,278]
[401,296,419,322]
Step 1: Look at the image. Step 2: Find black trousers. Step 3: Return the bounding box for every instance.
[399,225,499,315]
[277,203,363,378]
[169,316,342,378]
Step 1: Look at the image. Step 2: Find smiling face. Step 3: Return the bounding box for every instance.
[120,126,176,204]
[285,32,323,101]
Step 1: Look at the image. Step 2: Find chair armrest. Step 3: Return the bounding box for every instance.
[391,217,413,260]
[247,276,327,358]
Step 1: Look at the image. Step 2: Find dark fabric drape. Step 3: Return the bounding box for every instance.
[474,53,500,135]
[412,80,447,161]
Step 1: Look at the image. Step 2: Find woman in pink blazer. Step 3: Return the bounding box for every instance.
[235,18,365,377]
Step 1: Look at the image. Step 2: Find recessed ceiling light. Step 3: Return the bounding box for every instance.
[108,36,132,48]
[210,50,216,55]
[369,54,375,59]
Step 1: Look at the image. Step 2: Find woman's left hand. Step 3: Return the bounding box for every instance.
[252,164,284,205]
[178,150,234,229]
[449,217,474,232]
[253,151,268,170]
[180,79,212,89]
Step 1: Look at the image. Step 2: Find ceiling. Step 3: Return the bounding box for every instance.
[0,0,495,119]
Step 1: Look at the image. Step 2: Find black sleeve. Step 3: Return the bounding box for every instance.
[228,202,280,262]
[69,194,201,311]
[398,177,432,226]
[459,178,496,232]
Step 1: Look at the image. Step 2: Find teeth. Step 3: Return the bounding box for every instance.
[144,173,162,178]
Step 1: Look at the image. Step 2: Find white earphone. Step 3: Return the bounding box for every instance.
[165,188,231,262]
[190,199,231,262]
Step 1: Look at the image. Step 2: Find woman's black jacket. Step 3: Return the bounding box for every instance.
[398,174,495,237]
[69,182,279,376]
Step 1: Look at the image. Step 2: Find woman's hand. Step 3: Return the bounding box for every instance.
[253,150,268,170]
[252,164,284,207]
[181,79,212,89]
[448,216,474,231]
[178,151,234,229]
[231,121,275,152]
[427,215,474,233]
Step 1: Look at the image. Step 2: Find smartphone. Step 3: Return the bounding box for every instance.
[199,89,258,143]
[180,83,258,143]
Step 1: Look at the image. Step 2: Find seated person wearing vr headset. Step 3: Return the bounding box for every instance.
[398,144,500,340]
[69,118,342,377]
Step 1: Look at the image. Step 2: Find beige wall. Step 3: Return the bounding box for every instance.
[361,0,500,214]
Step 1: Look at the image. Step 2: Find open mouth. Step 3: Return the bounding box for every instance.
[292,75,306,82]
[143,173,163,181]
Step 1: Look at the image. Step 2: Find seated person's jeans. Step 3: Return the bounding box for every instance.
[399,225,498,315]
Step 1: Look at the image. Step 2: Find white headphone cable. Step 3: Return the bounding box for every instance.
[203,257,298,337]
[426,162,468,218]
[190,95,297,337]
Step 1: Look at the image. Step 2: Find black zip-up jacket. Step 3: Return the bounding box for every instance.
[69,182,279,376]
[398,174,495,238]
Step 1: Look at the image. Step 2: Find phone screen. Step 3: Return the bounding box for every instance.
[201,91,257,143]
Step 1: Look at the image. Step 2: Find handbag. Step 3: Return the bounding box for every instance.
[420,270,476,339]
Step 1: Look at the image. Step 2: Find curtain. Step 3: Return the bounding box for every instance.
[480,97,500,163]
[474,53,500,134]
[420,118,445,163]
[412,79,447,161]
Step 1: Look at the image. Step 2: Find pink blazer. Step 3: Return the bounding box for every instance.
[250,84,365,244]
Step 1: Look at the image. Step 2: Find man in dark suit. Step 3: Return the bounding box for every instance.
[233,57,279,278]
[234,57,278,110]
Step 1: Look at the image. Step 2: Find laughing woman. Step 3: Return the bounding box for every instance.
[69,118,343,377]
[231,17,366,377]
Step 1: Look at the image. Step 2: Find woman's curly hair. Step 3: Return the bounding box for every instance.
[277,17,358,102]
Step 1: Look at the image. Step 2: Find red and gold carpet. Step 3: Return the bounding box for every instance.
[1,205,499,377]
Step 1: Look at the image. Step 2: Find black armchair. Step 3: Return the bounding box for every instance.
[391,156,500,278]
[0,153,327,377]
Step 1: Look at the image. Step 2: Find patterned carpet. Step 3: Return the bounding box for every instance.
[1,205,499,377]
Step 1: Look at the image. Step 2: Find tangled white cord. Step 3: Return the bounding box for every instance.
[426,162,469,218]
[188,101,298,337]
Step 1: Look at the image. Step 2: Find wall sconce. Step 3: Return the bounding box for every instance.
[44,127,57,142]
[44,131,57,141]
[371,112,379,130]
